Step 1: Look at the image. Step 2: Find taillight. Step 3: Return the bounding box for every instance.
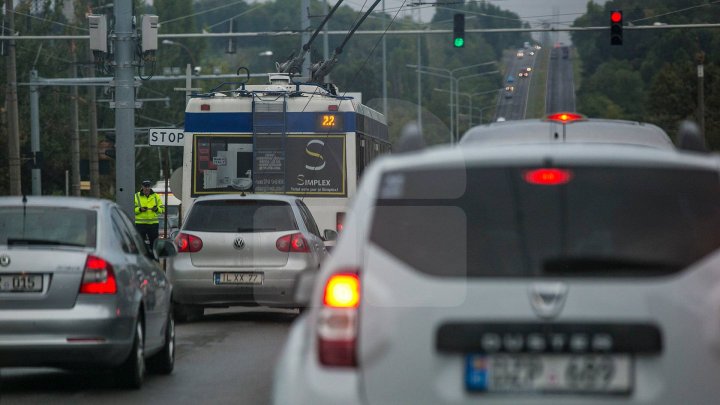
[336,212,346,233]
[175,232,203,253]
[276,233,310,253]
[80,255,117,294]
[318,271,360,367]
[524,168,572,186]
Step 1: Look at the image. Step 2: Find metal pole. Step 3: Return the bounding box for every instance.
[71,44,81,196]
[185,63,192,105]
[382,0,387,116]
[449,75,454,144]
[323,0,329,60]
[697,52,705,137]
[30,70,42,195]
[87,46,100,198]
[301,0,310,79]
[5,0,22,195]
[114,0,137,216]
[417,33,422,132]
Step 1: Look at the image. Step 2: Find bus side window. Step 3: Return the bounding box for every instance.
[357,136,366,179]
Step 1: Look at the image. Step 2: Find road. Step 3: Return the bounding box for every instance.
[494,49,537,121]
[0,308,296,405]
[546,46,576,113]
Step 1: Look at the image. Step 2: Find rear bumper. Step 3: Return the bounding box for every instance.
[0,301,135,368]
[169,261,314,307]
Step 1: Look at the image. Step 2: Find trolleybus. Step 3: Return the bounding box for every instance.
[180,73,390,234]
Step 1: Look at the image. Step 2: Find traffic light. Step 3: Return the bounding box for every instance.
[610,10,623,46]
[453,13,465,48]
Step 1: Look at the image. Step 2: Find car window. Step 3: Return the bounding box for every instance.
[0,206,97,248]
[296,200,321,237]
[111,208,141,254]
[116,208,149,256]
[370,166,720,278]
[184,200,298,233]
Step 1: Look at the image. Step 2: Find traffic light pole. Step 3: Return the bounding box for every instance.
[114,0,137,217]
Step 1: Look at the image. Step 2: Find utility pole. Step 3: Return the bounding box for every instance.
[696,51,705,138]
[30,70,41,195]
[5,0,22,195]
[71,42,81,196]
[114,0,137,216]
[301,0,310,78]
[87,46,100,198]
[382,0,387,116]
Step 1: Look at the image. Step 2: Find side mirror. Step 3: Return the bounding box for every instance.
[323,229,338,241]
[293,269,318,308]
[153,238,177,259]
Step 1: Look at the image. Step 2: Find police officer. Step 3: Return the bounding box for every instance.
[134,179,165,249]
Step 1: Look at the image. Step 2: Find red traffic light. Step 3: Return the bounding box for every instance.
[611,11,622,23]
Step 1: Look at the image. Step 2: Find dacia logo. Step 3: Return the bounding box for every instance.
[304,140,326,171]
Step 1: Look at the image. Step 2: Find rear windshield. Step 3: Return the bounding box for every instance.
[0,206,97,248]
[184,200,297,233]
[370,166,720,278]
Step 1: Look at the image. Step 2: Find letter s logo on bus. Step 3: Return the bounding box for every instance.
[304,140,326,171]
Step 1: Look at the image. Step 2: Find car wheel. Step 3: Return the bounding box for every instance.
[148,307,175,374]
[116,319,145,389]
[174,303,203,323]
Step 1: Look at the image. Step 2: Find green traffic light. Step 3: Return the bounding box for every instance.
[454,37,464,48]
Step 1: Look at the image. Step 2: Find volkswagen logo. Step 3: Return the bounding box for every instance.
[0,255,10,267]
[233,237,246,250]
[529,282,568,319]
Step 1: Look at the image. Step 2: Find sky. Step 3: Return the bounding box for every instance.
[246,0,608,44]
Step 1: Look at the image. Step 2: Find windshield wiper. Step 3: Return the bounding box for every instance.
[543,256,681,277]
[7,238,85,248]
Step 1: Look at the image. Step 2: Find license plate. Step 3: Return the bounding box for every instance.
[466,354,632,394]
[214,272,263,285]
[0,274,43,292]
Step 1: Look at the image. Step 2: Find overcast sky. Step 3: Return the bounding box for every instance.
[245,0,606,44]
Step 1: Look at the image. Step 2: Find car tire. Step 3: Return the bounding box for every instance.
[148,307,175,374]
[116,319,145,389]
[174,303,203,323]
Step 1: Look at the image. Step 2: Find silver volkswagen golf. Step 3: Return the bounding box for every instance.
[274,119,720,404]
[0,196,177,389]
[168,194,330,321]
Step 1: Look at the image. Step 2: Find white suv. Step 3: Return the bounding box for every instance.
[273,119,720,404]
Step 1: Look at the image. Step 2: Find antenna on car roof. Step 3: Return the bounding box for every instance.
[676,120,707,153]
[394,122,425,154]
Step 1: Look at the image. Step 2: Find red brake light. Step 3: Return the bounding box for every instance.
[336,212,346,233]
[324,274,360,308]
[80,255,117,294]
[318,270,360,367]
[328,105,339,111]
[524,168,573,186]
[611,11,622,23]
[200,104,210,111]
[175,233,203,253]
[276,233,309,253]
[545,112,585,124]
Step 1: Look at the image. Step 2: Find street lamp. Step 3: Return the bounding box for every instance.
[162,39,197,70]
[407,62,496,143]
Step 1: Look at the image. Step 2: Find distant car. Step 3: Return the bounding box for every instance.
[504,90,513,99]
[518,70,529,78]
[506,75,515,83]
[168,194,332,321]
[273,117,720,404]
[0,196,178,389]
[516,50,524,58]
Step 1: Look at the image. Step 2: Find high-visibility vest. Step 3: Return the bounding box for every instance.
[134,191,165,224]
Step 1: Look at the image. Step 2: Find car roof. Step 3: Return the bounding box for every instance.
[374,141,718,176]
[459,118,675,150]
[192,193,299,203]
[0,196,112,210]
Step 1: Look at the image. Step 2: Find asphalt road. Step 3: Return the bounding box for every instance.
[0,307,297,405]
[546,46,576,113]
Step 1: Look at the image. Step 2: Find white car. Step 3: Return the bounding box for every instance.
[273,119,720,404]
